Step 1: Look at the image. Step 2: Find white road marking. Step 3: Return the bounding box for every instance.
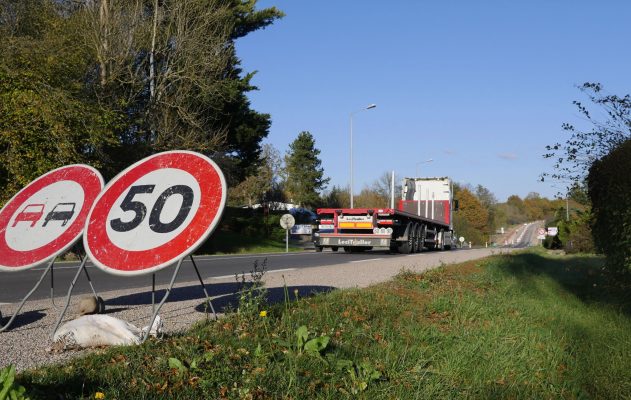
[191,252,316,262]
[350,258,383,263]
[211,268,297,280]
[0,302,11,306]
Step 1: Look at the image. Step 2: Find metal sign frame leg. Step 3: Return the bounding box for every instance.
[50,256,101,339]
[141,258,183,343]
[189,255,218,320]
[0,256,57,333]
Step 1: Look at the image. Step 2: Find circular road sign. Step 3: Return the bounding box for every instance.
[280,214,295,230]
[459,236,465,243]
[84,151,226,276]
[0,165,104,272]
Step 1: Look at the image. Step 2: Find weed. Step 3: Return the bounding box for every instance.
[234,258,268,320]
[1,365,28,400]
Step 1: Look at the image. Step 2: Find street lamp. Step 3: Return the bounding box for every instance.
[415,158,433,177]
[350,103,377,208]
[551,184,570,222]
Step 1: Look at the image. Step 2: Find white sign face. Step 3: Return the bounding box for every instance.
[459,236,465,243]
[85,151,226,276]
[104,169,202,251]
[547,227,558,237]
[280,214,295,230]
[538,228,546,236]
[0,165,104,271]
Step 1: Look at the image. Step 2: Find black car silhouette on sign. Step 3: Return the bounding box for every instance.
[12,204,45,227]
[42,202,76,227]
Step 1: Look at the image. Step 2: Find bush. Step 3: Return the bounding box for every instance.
[588,139,631,273]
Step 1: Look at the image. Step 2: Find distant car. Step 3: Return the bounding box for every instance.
[12,204,45,227]
[42,202,76,227]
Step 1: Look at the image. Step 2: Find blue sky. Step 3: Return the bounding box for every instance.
[236,1,631,201]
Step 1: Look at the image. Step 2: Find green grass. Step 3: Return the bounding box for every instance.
[198,230,304,255]
[17,249,631,399]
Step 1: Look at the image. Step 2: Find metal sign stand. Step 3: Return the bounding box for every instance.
[143,254,217,343]
[0,256,62,332]
[50,255,101,338]
[49,254,218,342]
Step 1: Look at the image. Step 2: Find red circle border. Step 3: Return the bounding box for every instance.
[0,165,103,271]
[85,151,226,275]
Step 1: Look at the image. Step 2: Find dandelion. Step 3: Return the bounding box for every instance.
[259,310,267,317]
[95,392,105,399]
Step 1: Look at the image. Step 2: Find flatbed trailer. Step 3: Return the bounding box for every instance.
[313,177,457,253]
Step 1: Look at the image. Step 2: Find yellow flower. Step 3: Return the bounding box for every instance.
[95,393,105,399]
[259,310,267,317]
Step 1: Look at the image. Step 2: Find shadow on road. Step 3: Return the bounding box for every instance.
[194,285,335,314]
[103,282,335,315]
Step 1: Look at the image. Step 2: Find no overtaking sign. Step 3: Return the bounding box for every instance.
[84,151,227,276]
[0,165,103,272]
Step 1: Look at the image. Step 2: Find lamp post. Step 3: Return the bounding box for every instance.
[415,158,433,177]
[551,184,570,222]
[350,103,376,208]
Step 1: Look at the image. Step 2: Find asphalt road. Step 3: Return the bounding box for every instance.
[0,248,473,303]
[1,221,542,304]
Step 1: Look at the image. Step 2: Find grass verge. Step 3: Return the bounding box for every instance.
[16,249,631,399]
[199,231,305,254]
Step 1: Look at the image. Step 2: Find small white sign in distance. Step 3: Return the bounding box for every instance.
[280,214,295,230]
[0,165,104,272]
[84,151,227,276]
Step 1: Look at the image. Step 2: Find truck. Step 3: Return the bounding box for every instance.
[313,177,457,253]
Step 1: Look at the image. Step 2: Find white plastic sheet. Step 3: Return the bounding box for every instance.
[52,315,162,350]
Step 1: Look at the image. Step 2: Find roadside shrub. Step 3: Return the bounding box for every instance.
[588,138,631,273]
[0,365,28,400]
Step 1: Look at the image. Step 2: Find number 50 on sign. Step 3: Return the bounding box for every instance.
[84,151,227,276]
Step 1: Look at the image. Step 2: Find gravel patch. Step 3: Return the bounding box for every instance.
[0,247,519,372]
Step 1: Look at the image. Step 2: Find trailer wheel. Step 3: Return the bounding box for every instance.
[331,246,339,252]
[343,246,352,253]
[411,223,420,253]
[398,223,414,254]
[419,225,427,252]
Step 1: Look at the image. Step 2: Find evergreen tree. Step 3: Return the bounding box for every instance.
[283,131,330,208]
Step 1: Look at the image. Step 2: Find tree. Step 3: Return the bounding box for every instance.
[283,131,330,208]
[543,82,631,184]
[0,0,283,202]
[453,187,488,244]
[588,138,631,273]
[320,185,349,208]
[475,184,497,233]
[228,143,283,207]
[354,187,388,208]
[0,0,120,203]
[79,0,282,177]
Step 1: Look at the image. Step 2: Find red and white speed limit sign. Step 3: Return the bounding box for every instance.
[0,165,104,271]
[84,151,227,276]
